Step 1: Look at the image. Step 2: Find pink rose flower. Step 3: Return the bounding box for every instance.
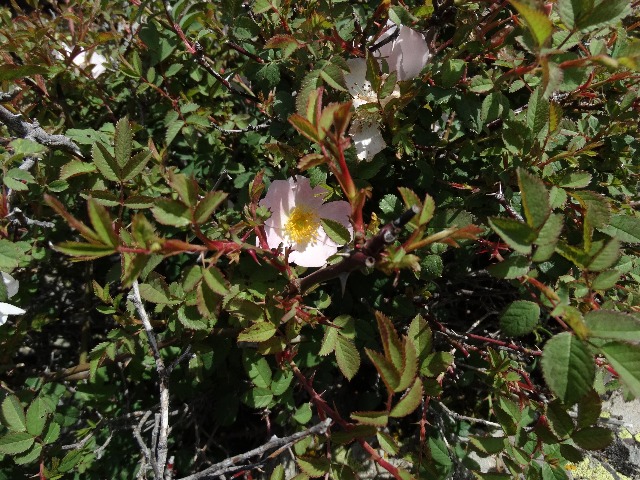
[259,176,352,267]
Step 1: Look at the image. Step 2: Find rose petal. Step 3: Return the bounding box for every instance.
[349,117,387,161]
[288,233,340,268]
[374,22,431,81]
[1,272,19,298]
[345,59,378,108]
[0,302,26,316]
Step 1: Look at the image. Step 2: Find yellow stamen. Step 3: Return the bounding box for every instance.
[285,205,320,244]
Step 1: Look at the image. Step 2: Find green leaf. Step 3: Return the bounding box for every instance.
[577,390,601,429]
[541,332,594,405]
[288,114,320,144]
[470,436,506,455]
[270,370,293,396]
[151,199,191,227]
[54,241,116,260]
[42,421,61,445]
[377,431,400,455]
[0,240,27,270]
[526,87,550,139]
[0,432,34,455]
[573,0,631,30]
[270,464,285,480]
[321,218,351,245]
[500,300,540,337]
[421,351,454,377]
[375,312,404,372]
[25,398,48,437]
[194,191,228,224]
[488,217,536,254]
[591,270,622,290]
[92,142,120,182]
[165,120,184,146]
[82,190,120,207]
[318,325,338,356]
[3,168,34,191]
[586,238,620,272]
[407,314,432,361]
[351,410,389,426]
[366,348,400,391]
[293,403,312,425]
[138,281,175,304]
[572,426,613,450]
[0,64,48,81]
[238,323,277,343]
[297,456,330,478]
[599,341,640,397]
[557,171,592,189]
[599,214,640,243]
[58,449,82,472]
[488,255,531,279]
[585,310,640,342]
[510,0,553,46]
[47,179,69,192]
[241,387,273,408]
[114,117,132,168]
[203,266,228,295]
[243,351,272,388]
[1,395,26,432]
[390,378,423,417]
[265,34,301,58]
[379,194,401,216]
[121,150,152,182]
[177,305,209,331]
[256,62,280,88]
[59,160,97,180]
[320,63,347,92]
[533,213,563,262]
[87,198,118,247]
[14,441,42,465]
[518,168,550,230]
[396,337,418,392]
[335,335,360,381]
[439,59,465,88]
[124,195,155,209]
[571,191,611,246]
[546,400,574,438]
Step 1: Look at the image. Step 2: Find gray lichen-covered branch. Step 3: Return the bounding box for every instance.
[0,104,84,160]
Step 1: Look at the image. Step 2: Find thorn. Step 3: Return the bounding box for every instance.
[338,272,350,297]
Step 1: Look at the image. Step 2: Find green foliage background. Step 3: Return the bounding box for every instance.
[0,0,639,478]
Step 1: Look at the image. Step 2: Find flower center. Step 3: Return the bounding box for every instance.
[285,205,320,244]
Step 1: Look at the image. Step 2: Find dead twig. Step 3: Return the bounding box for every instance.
[0,105,84,159]
[177,418,332,480]
[130,281,171,480]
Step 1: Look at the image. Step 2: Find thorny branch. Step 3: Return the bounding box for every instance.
[130,281,170,480]
[160,0,259,103]
[176,418,332,480]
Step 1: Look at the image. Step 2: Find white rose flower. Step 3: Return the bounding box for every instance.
[0,272,25,326]
[55,44,107,78]
[374,21,431,81]
[345,58,400,161]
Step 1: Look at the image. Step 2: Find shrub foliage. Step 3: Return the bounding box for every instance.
[0,0,639,478]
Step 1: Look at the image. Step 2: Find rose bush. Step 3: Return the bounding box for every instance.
[1,1,639,479]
